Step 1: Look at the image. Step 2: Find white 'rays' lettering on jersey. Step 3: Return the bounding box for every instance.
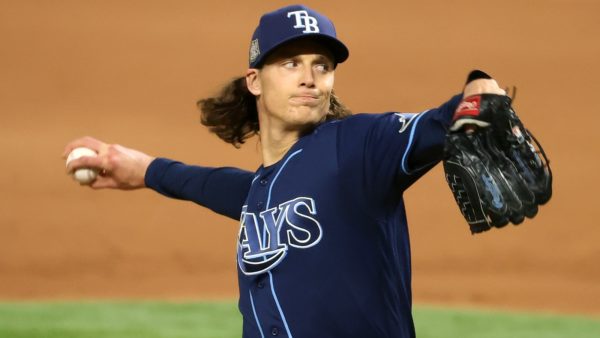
[237,197,322,275]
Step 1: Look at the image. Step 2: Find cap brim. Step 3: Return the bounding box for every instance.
[251,34,349,68]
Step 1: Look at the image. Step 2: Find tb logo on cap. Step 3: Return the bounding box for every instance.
[287,10,320,33]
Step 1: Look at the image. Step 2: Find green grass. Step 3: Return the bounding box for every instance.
[0,301,598,338]
[413,305,600,338]
[0,301,242,338]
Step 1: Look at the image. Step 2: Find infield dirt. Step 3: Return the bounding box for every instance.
[1,0,599,316]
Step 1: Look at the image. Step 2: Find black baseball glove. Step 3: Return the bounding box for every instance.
[443,71,552,234]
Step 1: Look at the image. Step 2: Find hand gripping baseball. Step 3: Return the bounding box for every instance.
[63,136,155,190]
[443,70,552,234]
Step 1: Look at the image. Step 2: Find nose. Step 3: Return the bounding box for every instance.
[299,66,315,88]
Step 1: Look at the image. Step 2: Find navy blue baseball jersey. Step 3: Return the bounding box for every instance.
[145,94,462,338]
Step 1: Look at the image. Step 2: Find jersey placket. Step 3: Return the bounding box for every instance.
[246,168,289,338]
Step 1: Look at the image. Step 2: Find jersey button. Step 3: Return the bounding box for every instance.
[257,201,264,209]
[257,280,264,289]
[259,179,268,186]
[270,327,279,336]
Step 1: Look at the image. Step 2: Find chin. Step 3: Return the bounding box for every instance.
[293,106,327,122]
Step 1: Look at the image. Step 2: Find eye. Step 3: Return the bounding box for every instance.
[314,63,332,73]
[282,60,298,69]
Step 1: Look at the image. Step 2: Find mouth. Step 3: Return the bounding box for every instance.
[290,95,321,106]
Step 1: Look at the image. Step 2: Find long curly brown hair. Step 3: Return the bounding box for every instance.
[198,76,352,148]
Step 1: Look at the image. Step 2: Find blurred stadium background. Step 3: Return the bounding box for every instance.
[1,0,599,336]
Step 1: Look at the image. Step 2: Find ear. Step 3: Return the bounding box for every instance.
[246,69,261,96]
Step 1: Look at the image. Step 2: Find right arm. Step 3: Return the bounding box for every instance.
[63,136,253,220]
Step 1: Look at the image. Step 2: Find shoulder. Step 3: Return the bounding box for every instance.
[315,112,401,132]
[316,112,428,140]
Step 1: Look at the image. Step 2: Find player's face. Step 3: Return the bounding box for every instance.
[247,39,335,133]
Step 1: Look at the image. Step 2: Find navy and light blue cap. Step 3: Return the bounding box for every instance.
[248,5,349,68]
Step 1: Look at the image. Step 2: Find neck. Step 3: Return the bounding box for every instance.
[257,106,307,166]
[259,125,301,167]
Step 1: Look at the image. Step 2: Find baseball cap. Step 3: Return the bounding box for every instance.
[248,5,349,68]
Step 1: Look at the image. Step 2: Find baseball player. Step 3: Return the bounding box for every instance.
[65,4,507,338]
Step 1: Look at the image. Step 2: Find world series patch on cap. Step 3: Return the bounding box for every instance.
[248,4,349,68]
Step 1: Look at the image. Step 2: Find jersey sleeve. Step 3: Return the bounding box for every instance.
[144,158,254,220]
[337,94,462,205]
[397,94,463,176]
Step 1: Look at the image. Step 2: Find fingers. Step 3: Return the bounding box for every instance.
[68,158,117,190]
[63,136,107,158]
[463,78,506,98]
[66,155,105,174]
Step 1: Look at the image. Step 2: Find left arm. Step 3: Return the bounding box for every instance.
[336,71,507,206]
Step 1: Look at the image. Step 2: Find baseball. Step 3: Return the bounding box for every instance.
[66,147,99,184]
